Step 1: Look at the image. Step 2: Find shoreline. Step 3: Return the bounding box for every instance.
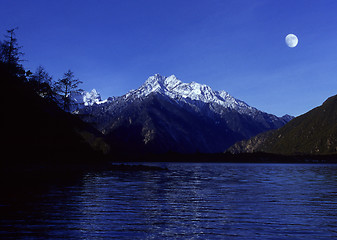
[113,152,337,164]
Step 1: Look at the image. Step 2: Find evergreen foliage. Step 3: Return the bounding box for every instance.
[0,28,25,77]
[0,28,110,166]
[28,66,55,101]
[54,70,83,111]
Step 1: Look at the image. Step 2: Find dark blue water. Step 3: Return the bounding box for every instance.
[1,163,337,239]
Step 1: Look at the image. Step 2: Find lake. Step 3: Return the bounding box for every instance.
[1,163,337,239]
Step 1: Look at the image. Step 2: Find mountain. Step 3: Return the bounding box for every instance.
[72,89,108,108]
[78,74,292,153]
[228,95,337,155]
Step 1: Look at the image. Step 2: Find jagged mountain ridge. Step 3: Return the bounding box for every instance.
[126,74,256,114]
[78,74,292,153]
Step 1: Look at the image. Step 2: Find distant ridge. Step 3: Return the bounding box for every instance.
[228,95,337,155]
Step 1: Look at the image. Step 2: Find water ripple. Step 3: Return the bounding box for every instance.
[1,163,337,239]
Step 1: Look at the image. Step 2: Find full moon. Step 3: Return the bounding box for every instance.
[285,34,298,48]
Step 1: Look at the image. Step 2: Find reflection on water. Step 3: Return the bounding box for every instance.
[1,163,337,239]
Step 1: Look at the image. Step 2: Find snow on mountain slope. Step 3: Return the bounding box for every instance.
[123,74,259,116]
[72,89,108,108]
[78,74,292,124]
[77,74,293,153]
[80,74,291,123]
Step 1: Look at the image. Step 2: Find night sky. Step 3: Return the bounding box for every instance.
[1,0,336,116]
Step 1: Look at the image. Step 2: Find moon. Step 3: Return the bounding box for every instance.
[285,34,298,48]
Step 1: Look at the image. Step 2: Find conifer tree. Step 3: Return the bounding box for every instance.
[0,28,24,76]
[54,70,83,111]
[29,66,55,100]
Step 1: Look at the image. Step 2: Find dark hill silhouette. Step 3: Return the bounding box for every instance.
[228,95,337,155]
[0,63,110,167]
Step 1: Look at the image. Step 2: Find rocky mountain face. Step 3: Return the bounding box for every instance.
[78,74,292,153]
[228,95,337,155]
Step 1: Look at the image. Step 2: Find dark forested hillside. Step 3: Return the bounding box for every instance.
[1,63,110,166]
[228,95,337,155]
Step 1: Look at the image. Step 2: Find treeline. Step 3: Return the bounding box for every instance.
[0,28,83,111]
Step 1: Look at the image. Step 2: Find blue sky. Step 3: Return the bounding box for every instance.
[1,0,336,116]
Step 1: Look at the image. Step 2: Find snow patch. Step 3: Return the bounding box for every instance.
[71,89,107,110]
[123,74,258,115]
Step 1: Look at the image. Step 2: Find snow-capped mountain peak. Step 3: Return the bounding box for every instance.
[164,75,182,89]
[72,89,107,109]
[77,73,292,153]
[126,74,256,115]
[82,89,107,106]
[140,74,181,94]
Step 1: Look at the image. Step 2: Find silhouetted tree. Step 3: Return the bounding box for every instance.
[54,69,83,111]
[0,28,24,76]
[29,66,55,101]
